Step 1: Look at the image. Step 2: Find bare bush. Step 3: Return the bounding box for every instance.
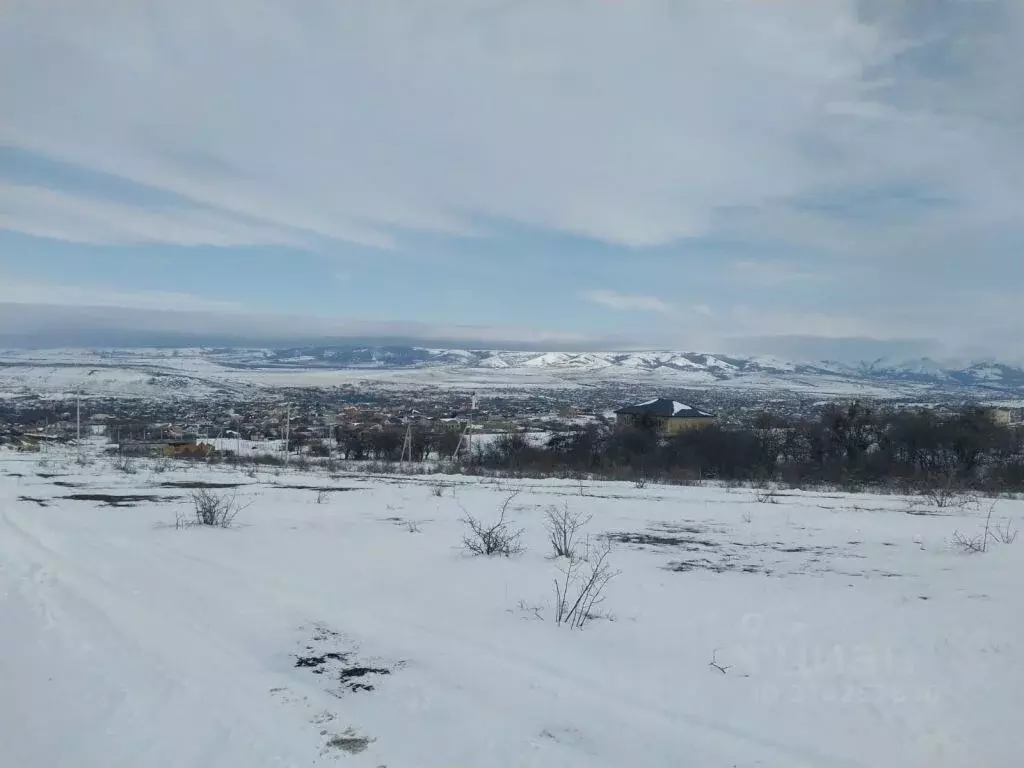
[316,489,329,504]
[514,599,546,621]
[951,504,1016,553]
[460,490,524,556]
[754,489,780,504]
[545,503,592,560]
[553,538,618,630]
[952,529,987,553]
[634,477,648,489]
[404,520,422,534]
[177,489,250,529]
[430,483,445,497]
[112,454,137,474]
[991,517,1018,545]
[708,648,732,675]
[922,481,976,510]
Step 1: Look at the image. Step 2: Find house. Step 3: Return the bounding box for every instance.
[615,398,715,436]
[119,437,213,458]
[985,407,1023,426]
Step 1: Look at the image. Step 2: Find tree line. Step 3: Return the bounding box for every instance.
[470,404,1024,493]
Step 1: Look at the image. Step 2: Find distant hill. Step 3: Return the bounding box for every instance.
[206,346,1024,397]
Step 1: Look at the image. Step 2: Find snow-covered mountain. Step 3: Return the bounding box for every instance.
[215,346,1024,396]
[2,346,1024,399]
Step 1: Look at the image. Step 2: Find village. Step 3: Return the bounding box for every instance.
[0,383,733,456]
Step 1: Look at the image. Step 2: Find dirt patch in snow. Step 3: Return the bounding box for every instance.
[608,531,720,549]
[63,492,175,507]
[323,728,375,755]
[609,523,875,577]
[293,625,397,695]
[158,480,248,489]
[18,495,49,507]
[272,484,359,492]
[666,557,771,575]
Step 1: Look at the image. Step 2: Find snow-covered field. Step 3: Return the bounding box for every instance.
[2,446,1022,767]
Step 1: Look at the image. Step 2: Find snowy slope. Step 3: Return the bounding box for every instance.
[2,446,1023,767]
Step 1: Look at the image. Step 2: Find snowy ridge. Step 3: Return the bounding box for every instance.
[2,346,1024,398]
[233,347,1024,395]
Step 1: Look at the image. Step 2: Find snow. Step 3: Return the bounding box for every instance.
[671,401,692,414]
[2,347,1019,398]
[2,444,1022,767]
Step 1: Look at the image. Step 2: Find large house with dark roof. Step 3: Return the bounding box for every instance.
[614,398,715,436]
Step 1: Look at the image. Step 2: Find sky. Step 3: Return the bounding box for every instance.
[1,0,1022,362]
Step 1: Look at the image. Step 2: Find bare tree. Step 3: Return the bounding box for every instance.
[460,490,524,556]
[545,503,592,560]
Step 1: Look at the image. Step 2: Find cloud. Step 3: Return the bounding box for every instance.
[583,289,676,315]
[1,0,1020,257]
[0,302,625,350]
[0,182,305,248]
[0,275,244,313]
[0,0,1021,360]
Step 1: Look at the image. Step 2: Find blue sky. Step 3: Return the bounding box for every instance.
[1,0,1022,360]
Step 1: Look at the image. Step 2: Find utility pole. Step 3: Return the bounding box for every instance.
[284,403,291,466]
[467,392,477,460]
[401,423,413,465]
[455,393,477,464]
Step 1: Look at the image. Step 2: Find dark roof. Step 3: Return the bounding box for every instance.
[615,398,715,419]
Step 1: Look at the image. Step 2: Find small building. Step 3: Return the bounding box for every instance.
[118,437,213,458]
[615,398,715,436]
[985,407,1024,426]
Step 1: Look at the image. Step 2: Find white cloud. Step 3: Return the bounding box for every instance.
[583,289,676,315]
[0,183,303,248]
[0,301,617,349]
[0,0,1021,357]
[0,0,1019,257]
[0,275,243,313]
